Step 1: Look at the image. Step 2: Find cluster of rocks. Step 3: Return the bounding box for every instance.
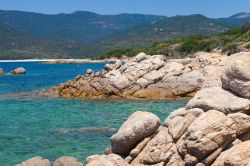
[50,52,227,99]
[18,52,250,165]
[0,67,26,75]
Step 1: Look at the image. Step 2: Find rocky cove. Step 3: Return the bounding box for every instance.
[17,51,250,165]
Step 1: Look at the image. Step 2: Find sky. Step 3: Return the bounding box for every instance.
[0,0,249,18]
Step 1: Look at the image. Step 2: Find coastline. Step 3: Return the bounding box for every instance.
[0,58,117,63]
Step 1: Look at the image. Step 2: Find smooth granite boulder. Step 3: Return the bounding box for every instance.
[86,154,129,166]
[110,111,160,156]
[9,67,26,74]
[54,156,84,166]
[186,87,250,114]
[212,140,250,166]
[222,52,250,99]
[16,157,51,166]
[177,110,237,164]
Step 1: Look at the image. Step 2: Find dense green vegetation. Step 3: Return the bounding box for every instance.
[100,23,250,59]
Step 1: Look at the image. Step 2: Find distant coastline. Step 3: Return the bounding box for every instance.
[0,58,117,63]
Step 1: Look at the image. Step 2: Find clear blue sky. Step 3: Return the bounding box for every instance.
[0,0,249,18]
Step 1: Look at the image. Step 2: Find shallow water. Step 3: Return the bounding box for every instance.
[0,62,186,165]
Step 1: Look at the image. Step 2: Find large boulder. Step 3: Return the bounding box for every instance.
[54,156,83,166]
[16,157,51,166]
[110,111,160,156]
[222,52,250,99]
[86,154,129,166]
[177,110,237,165]
[212,140,250,166]
[186,87,250,114]
[9,67,26,74]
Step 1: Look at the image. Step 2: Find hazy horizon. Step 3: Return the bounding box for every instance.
[0,0,250,18]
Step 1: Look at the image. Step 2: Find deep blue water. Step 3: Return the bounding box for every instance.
[0,62,186,165]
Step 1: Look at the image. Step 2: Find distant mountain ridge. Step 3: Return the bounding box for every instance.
[0,10,165,43]
[0,10,250,59]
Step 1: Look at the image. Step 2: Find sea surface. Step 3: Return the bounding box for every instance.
[0,62,186,165]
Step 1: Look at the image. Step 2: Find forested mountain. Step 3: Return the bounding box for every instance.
[0,10,249,59]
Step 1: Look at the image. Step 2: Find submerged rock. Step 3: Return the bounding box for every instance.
[16,157,51,166]
[9,67,26,75]
[0,68,3,75]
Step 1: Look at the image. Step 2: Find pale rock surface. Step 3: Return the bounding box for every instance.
[131,127,174,165]
[53,156,83,166]
[16,157,51,166]
[86,154,129,166]
[186,87,250,114]
[212,140,250,166]
[163,108,204,142]
[222,52,250,99]
[177,110,237,163]
[110,111,160,155]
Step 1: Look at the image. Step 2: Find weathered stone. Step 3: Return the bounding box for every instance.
[110,111,160,156]
[163,108,204,142]
[186,87,250,114]
[131,127,174,165]
[16,157,51,166]
[54,156,83,166]
[177,110,237,161]
[228,113,250,136]
[222,52,250,99]
[86,154,129,166]
[212,140,250,166]
[125,135,153,163]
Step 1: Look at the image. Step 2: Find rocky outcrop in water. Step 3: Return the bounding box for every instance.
[49,52,227,99]
[9,67,26,75]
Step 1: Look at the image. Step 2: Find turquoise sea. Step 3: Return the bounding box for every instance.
[0,62,186,165]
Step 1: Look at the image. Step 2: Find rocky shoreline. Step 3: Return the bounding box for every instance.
[17,51,250,165]
[49,52,227,99]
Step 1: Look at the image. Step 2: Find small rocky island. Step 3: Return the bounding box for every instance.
[18,52,250,165]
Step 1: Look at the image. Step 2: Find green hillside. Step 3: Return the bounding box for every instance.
[98,14,230,51]
[0,22,89,59]
[101,23,250,59]
[0,10,165,43]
